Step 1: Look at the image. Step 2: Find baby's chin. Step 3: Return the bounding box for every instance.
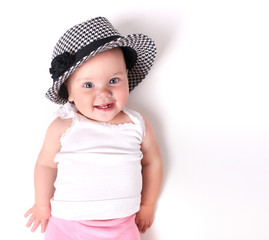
[80,108,122,123]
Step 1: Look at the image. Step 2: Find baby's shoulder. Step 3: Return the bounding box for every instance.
[39,117,73,163]
[47,117,73,139]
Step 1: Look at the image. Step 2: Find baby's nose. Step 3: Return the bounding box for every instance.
[97,87,112,98]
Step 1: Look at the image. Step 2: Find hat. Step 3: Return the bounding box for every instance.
[46,17,157,104]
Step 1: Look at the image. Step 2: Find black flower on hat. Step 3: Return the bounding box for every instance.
[49,52,75,81]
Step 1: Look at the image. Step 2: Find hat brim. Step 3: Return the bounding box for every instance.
[46,34,156,104]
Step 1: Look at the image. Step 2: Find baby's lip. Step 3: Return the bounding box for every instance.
[94,103,114,109]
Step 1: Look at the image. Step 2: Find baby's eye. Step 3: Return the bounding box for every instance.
[109,78,119,84]
[84,82,94,88]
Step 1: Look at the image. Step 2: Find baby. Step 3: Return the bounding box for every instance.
[25,17,162,240]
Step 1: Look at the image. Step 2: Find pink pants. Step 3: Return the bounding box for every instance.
[44,214,140,240]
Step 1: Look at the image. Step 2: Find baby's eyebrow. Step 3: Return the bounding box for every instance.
[111,71,127,76]
[76,77,94,82]
[74,71,127,83]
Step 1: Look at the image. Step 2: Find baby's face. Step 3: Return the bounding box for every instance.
[66,48,129,123]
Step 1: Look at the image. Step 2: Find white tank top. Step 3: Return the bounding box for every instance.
[50,103,145,220]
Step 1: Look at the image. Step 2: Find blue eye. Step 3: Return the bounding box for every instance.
[84,82,94,88]
[109,78,119,84]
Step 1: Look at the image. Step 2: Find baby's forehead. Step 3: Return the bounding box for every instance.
[81,48,126,68]
[67,48,127,81]
[93,47,124,59]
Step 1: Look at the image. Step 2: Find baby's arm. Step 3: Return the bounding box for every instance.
[25,117,72,233]
[135,118,163,233]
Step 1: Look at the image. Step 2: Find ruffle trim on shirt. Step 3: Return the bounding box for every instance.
[54,104,146,140]
[54,102,78,119]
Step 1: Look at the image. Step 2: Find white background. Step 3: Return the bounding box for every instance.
[0,0,269,239]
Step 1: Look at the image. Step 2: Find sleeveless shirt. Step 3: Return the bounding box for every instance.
[50,103,145,220]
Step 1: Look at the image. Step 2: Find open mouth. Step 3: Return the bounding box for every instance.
[94,103,113,109]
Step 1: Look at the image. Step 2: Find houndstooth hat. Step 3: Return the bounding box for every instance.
[46,16,157,104]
